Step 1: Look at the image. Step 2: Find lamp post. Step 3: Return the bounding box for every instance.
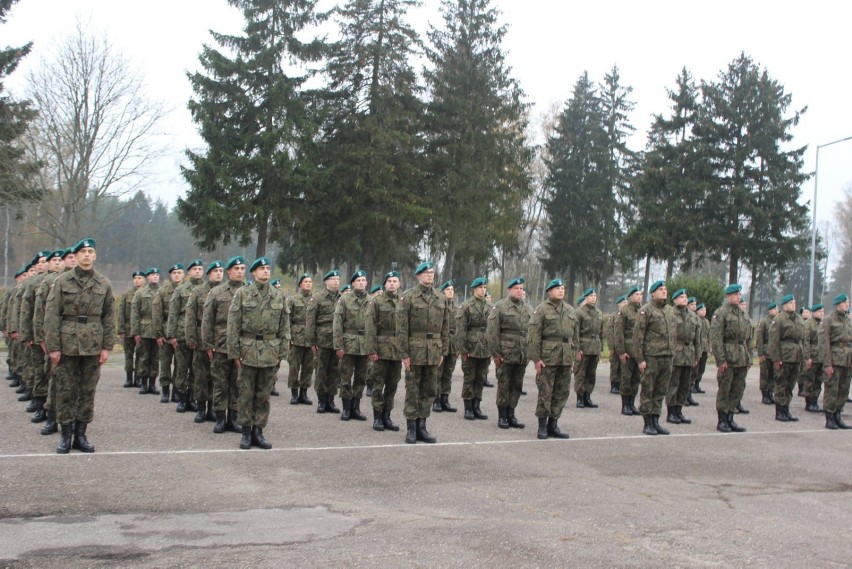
[809,135,852,307]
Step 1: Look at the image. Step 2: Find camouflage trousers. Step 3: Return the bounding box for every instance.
[609,353,621,387]
[135,338,159,380]
[638,356,672,417]
[122,336,137,374]
[759,359,775,392]
[496,362,526,409]
[366,361,375,389]
[211,352,239,412]
[692,352,708,388]
[43,359,57,411]
[535,364,571,419]
[667,365,694,407]
[823,366,851,413]
[173,342,193,393]
[19,344,32,388]
[461,356,490,400]
[802,361,824,399]
[716,365,747,413]
[158,341,175,388]
[773,361,799,407]
[237,364,276,428]
[574,353,599,396]
[314,347,340,398]
[619,357,640,398]
[30,343,48,397]
[287,344,314,390]
[404,364,438,420]
[54,354,100,425]
[371,359,402,412]
[437,352,457,395]
[193,349,212,403]
[339,353,368,401]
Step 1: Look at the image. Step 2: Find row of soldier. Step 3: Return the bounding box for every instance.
[3,241,851,454]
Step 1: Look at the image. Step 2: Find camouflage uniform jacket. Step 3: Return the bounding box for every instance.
[603,313,615,355]
[18,272,47,343]
[33,270,62,344]
[768,310,804,363]
[226,282,289,367]
[286,289,312,347]
[446,300,459,354]
[818,309,852,368]
[672,305,700,367]
[486,296,531,365]
[576,304,603,356]
[131,283,159,339]
[803,316,822,363]
[456,296,490,358]
[151,279,176,340]
[116,286,138,337]
[710,303,752,367]
[527,298,579,366]
[333,289,370,355]
[44,266,115,356]
[0,288,9,331]
[755,314,774,357]
[365,290,400,361]
[7,280,28,334]
[167,278,203,341]
[613,301,640,358]
[201,279,243,353]
[306,286,340,349]
[185,279,215,349]
[396,283,450,366]
[632,299,675,361]
[699,316,710,354]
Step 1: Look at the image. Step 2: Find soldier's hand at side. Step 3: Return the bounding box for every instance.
[118,333,125,341]
[461,353,468,362]
[438,356,444,367]
[718,362,728,373]
[619,353,628,364]
[369,353,378,363]
[534,360,545,374]
[335,349,345,359]
[806,358,812,370]
[49,351,61,365]
[692,361,698,368]
[169,339,178,349]
[188,343,197,350]
[25,340,32,348]
[825,365,834,378]
[494,355,503,367]
[134,335,141,346]
[99,349,110,365]
[576,351,583,362]
[156,337,165,347]
[206,349,214,360]
[403,357,411,372]
[759,355,765,364]
[773,361,782,371]
[638,361,647,373]
[311,345,319,353]
[235,357,242,368]
[40,341,46,352]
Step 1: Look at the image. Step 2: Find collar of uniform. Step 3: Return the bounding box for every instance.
[190,277,203,285]
[546,298,561,308]
[300,288,311,298]
[355,289,367,298]
[148,282,159,290]
[653,298,666,308]
[255,282,269,293]
[74,266,94,278]
[509,296,522,305]
[417,283,431,293]
[384,290,397,299]
[228,279,243,288]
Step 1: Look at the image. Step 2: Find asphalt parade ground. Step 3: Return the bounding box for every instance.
[1,356,850,568]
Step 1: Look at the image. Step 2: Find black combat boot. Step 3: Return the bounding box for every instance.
[440,394,457,412]
[297,389,312,405]
[784,405,799,422]
[57,423,73,454]
[473,398,488,420]
[176,391,187,413]
[537,417,549,439]
[415,418,436,443]
[290,389,299,405]
[270,385,279,397]
[432,397,443,413]
[205,401,215,422]
[316,394,327,413]
[768,390,775,404]
[184,390,197,412]
[775,404,788,422]
[666,405,681,424]
[30,397,46,423]
[610,383,620,394]
[805,397,821,412]
[483,377,494,388]
[73,422,95,453]
[138,377,149,395]
[170,387,179,402]
[146,377,160,395]
[18,387,32,401]
[575,393,585,408]
[405,419,417,444]
[123,371,133,388]
[497,407,509,429]
[583,393,598,408]
[15,382,27,394]
[686,392,699,406]
[26,396,38,412]
[340,399,351,421]
[325,395,340,414]
[213,410,226,434]
[365,384,373,398]
[736,402,749,414]
[372,408,385,431]
[835,411,851,429]
[194,402,206,423]
[133,373,142,388]
[761,390,772,405]
[677,406,691,424]
[547,417,569,439]
[825,410,838,430]
[508,407,524,429]
[642,415,658,436]
[727,412,745,432]
[41,410,57,435]
[226,409,241,433]
[239,425,252,449]
[160,384,170,403]
[716,410,732,433]
[621,395,633,416]
[463,399,475,420]
[251,426,272,449]
[9,373,20,388]
[351,399,367,421]
[382,409,399,431]
[652,415,670,435]
[629,395,640,416]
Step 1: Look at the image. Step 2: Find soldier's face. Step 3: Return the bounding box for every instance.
[813,308,824,319]
[384,277,400,293]
[227,265,246,282]
[48,257,62,271]
[443,286,454,300]
[77,247,96,270]
[209,267,224,284]
[188,266,204,279]
[769,308,777,316]
[132,275,145,288]
[688,302,696,312]
[739,301,748,312]
[170,270,184,284]
[473,285,487,299]
[300,278,313,292]
[252,265,271,284]
[509,285,524,300]
[548,285,565,301]
[727,292,741,306]
[325,276,340,291]
[802,309,811,319]
[697,307,706,317]
[147,273,160,284]
[651,286,667,301]
[585,292,597,306]
[35,256,48,272]
[352,276,367,291]
[837,301,850,314]
[64,254,77,269]
[629,291,642,304]
[674,294,687,307]
[416,269,435,286]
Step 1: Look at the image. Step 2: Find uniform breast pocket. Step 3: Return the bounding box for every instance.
[270,300,284,310]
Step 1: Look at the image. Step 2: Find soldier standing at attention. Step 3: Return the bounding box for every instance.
[614,286,643,416]
[487,276,530,429]
[433,280,459,413]
[365,283,383,398]
[5,267,29,390]
[286,273,314,406]
[167,259,205,413]
[132,268,161,396]
[574,288,603,409]
[692,303,710,396]
[44,238,115,454]
[633,280,675,436]
[28,249,65,423]
[306,269,342,414]
[665,289,700,425]
[365,271,403,432]
[710,284,751,433]
[818,294,852,429]
[528,279,577,439]
[684,297,700,406]
[606,295,627,395]
[457,277,492,420]
[153,263,184,403]
[228,257,289,450]
[118,271,145,388]
[185,260,223,423]
[202,256,245,434]
[756,303,777,405]
[397,261,449,444]
[333,270,371,422]
[802,304,825,413]
[769,294,805,422]
[19,250,51,407]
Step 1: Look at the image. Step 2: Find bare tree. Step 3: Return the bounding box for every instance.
[22,20,166,243]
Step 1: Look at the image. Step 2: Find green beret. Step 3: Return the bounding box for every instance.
[13,267,23,278]
[37,249,52,259]
[414,261,434,275]
[687,297,696,304]
[507,277,524,289]
[46,249,64,261]
[226,256,246,269]
[29,253,41,266]
[168,263,185,273]
[766,302,777,310]
[576,295,586,305]
[350,269,367,283]
[626,285,642,297]
[780,294,794,306]
[186,259,203,270]
[71,238,96,253]
[323,269,340,281]
[833,294,848,305]
[145,267,160,276]
[696,303,705,310]
[131,270,145,278]
[369,284,382,294]
[383,270,400,285]
[297,273,311,286]
[270,279,281,287]
[439,279,453,291]
[649,280,665,293]
[724,284,742,295]
[470,277,487,288]
[545,278,563,292]
[671,288,687,300]
[206,260,223,274]
[811,303,823,312]
[615,295,627,304]
[60,248,73,259]
[249,257,270,273]
[341,284,351,292]
[582,287,596,296]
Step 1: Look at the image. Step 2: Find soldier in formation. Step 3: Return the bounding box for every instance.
[334,270,370,421]
[574,288,603,409]
[365,271,402,431]
[768,294,804,422]
[286,273,314,406]
[709,284,750,433]
[132,268,161,396]
[818,294,852,430]
[487,276,530,429]
[457,277,491,421]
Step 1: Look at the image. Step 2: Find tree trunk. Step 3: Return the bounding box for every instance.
[567,266,576,304]
[443,241,456,284]
[748,268,758,319]
[643,256,651,300]
[665,258,674,282]
[728,253,738,284]
[256,215,269,258]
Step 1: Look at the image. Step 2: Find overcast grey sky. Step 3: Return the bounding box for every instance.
[5,0,852,240]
